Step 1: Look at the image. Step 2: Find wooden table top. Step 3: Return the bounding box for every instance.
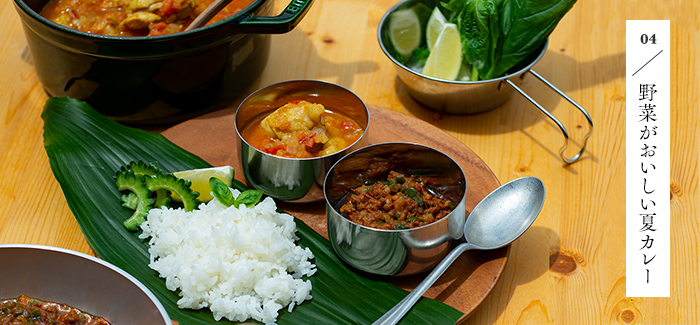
[1,0,698,324]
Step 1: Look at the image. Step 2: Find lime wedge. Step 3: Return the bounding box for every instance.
[172,166,234,202]
[388,8,422,57]
[412,2,432,27]
[426,7,448,51]
[421,23,462,80]
[422,46,437,76]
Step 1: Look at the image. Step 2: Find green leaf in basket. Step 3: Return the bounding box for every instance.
[42,97,463,325]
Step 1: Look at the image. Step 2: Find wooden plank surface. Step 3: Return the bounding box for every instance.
[1,0,698,324]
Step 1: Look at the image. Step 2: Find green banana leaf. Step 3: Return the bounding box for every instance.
[42,97,463,325]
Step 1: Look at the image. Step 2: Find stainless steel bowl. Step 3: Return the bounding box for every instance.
[324,143,467,276]
[235,80,370,202]
[377,0,548,114]
[0,244,171,325]
[377,0,593,163]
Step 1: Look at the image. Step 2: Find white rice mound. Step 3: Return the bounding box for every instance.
[138,189,316,325]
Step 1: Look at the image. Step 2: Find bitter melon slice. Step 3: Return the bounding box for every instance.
[119,161,171,208]
[115,169,153,231]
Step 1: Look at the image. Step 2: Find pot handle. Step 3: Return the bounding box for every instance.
[505,69,593,164]
[238,0,315,34]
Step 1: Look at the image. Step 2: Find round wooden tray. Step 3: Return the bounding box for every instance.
[161,105,508,322]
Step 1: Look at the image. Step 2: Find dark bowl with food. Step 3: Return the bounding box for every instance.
[13,0,314,124]
[0,244,171,325]
[324,142,467,276]
[235,79,370,202]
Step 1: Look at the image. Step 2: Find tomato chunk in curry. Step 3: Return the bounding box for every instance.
[339,171,456,230]
[242,100,364,158]
[39,0,255,36]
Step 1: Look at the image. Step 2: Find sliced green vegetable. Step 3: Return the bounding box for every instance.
[115,169,153,231]
[121,161,171,208]
[209,177,235,207]
[120,192,139,210]
[115,161,199,228]
[151,190,172,209]
[144,172,200,212]
[124,160,160,175]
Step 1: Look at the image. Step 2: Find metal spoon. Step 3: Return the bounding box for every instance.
[372,177,546,325]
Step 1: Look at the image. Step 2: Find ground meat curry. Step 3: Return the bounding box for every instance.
[339,171,455,230]
[39,0,255,36]
[0,295,111,325]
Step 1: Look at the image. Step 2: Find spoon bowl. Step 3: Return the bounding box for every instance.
[464,176,545,250]
[373,177,545,325]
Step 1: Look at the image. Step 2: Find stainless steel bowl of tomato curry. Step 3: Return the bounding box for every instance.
[324,142,467,277]
[234,79,370,203]
[13,0,314,124]
[0,244,170,325]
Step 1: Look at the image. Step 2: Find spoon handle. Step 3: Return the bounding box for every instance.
[372,243,471,325]
[185,0,235,31]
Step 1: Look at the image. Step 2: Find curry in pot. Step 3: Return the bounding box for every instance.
[39,0,255,36]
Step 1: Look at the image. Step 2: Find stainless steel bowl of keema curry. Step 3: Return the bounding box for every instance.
[324,142,467,277]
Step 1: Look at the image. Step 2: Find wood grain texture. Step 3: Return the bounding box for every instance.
[1,0,698,324]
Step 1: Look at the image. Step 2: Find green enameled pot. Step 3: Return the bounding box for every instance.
[14,0,314,124]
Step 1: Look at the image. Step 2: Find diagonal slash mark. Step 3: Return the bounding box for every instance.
[632,50,663,76]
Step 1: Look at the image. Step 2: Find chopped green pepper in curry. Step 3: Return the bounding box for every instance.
[339,171,455,230]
